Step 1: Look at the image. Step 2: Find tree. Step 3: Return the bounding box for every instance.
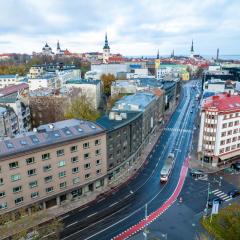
[100,73,116,96]
[64,94,100,121]
[201,202,240,240]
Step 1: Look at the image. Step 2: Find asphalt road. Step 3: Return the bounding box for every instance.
[60,80,200,240]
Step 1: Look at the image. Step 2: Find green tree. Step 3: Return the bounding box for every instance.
[201,202,240,240]
[100,73,116,96]
[65,95,100,121]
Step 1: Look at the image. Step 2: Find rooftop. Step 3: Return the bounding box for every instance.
[0,83,28,97]
[113,92,156,112]
[66,79,101,85]
[97,111,142,131]
[0,74,17,78]
[202,93,240,112]
[0,119,105,159]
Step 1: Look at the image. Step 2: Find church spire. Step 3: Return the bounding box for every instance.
[103,32,110,50]
[57,40,60,50]
[191,40,194,53]
[157,49,159,59]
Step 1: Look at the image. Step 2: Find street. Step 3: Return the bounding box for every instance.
[59,81,202,240]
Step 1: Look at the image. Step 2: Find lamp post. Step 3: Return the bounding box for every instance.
[204,182,211,218]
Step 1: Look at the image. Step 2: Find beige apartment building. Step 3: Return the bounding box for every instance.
[0,119,107,215]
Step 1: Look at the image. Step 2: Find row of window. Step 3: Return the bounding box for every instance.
[7,150,101,171]
[221,129,240,137]
[223,113,239,119]
[219,143,240,154]
[222,120,239,128]
[220,137,239,145]
[0,165,102,186]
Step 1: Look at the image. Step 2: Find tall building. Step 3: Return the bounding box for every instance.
[190,40,194,58]
[103,33,110,64]
[0,119,107,214]
[198,93,240,167]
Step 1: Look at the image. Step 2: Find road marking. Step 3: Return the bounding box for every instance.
[216,192,226,197]
[222,196,231,201]
[59,214,70,220]
[225,198,231,202]
[87,212,98,218]
[66,221,78,228]
[212,189,219,193]
[78,206,89,212]
[109,202,119,207]
[213,190,221,194]
[97,197,105,203]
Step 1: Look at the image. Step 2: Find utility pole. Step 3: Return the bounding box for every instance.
[204,182,211,218]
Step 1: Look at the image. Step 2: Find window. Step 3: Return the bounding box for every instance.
[234,120,239,126]
[29,180,38,188]
[228,122,233,127]
[95,149,101,156]
[13,186,22,193]
[60,182,67,189]
[43,164,52,172]
[72,167,79,174]
[221,132,226,137]
[85,173,90,179]
[226,139,231,144]
[84,163,91,169]
[46,187,54,193]
[96,169,101,175]
[15,197,24,205]
[57,149,64,157]
[31,192,39,199]
[225,146,230,152]
[232,137,237,142]
[231,145,236,150]
[220,140,225,145]
[59,171,66,178]
[44,175,53,183]
[219,148,224,154]
[95,139,101,146]
[73,177,80,184]
[58,160,66,167]
[0,178,3,186]
[70,146,78,152]
[11,174,21,182]
[0,191,6,198]
[83,142,89,149]
[227,130,232,135]
[96,159,101,165]
[84,153,89,159]
[71,156,78,163]
[222,123,227,128]
[0,202,7,210]
[233,129,238,134]
[28,169,36,176]
[26,157,35,165]
[9,161,19,169]
[42,153,50,160]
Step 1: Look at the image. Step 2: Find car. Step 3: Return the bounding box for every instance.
[190,110,193,113]
[231,162,240,171]
[228,189,240,198]
[189,169,205,178]
[208,197,223,207]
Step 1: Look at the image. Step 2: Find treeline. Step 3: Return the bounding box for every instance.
[0,64,28,76]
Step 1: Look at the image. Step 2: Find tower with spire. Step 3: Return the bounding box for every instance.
[190,40,194,58]
[103,33,110,63]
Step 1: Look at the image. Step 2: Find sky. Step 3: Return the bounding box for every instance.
[0,0,239,56]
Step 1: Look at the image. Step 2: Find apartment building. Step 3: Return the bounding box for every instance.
[198,93,240,167]
[0,83,31,133]
[97,111,143,180]
[0,119,107,214]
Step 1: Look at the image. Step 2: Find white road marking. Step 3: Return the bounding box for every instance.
[211,189,219,193]
[59,214,70,220]
[87,212,98,218]
[66,221,78,228]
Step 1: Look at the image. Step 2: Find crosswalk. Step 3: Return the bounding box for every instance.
[211,189,232,202]
[164,128,192,133]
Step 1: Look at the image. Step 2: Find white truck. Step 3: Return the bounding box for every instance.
[160,153,175,183]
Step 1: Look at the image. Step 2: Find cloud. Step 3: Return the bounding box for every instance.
[0,0,239,55]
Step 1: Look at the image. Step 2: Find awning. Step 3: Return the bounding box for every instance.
[219,151,240,160]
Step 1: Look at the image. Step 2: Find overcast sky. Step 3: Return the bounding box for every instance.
[0,0,239,56]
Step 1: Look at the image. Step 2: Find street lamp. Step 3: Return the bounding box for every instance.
[204,182,211,218]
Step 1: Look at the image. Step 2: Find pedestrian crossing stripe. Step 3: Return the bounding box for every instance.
[216,192,226,197]
[212,189,232,202]
[212,189,219,193]
[222,196,231,200]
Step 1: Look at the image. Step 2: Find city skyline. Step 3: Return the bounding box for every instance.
[0,0,239,55]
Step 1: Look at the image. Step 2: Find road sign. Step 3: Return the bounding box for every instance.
[211,201,219,215]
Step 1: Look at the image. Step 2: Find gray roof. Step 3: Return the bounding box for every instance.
[0,119,105,159]
[66,79,101,85]
[97,111,142,131]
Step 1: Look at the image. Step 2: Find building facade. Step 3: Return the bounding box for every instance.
[0,75,21,89]
[0,83,31,133]
[0,106,19,137]
[0,119,107,214]
[97,111,143,180]
[198,93,240,167]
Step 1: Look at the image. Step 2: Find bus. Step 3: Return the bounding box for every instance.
[160,153,175,183]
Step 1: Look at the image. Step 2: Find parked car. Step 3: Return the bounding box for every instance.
[208,197,223,207]
[228,189,240,198]
[231,162,240,171]
[189,169,205,178]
